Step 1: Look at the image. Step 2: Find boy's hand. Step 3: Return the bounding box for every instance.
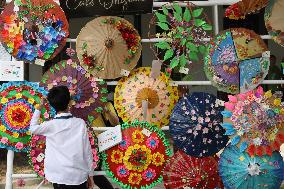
[87,176,94,189]
[36,98,46,110]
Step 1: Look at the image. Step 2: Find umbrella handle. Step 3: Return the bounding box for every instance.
[142,100,148,121]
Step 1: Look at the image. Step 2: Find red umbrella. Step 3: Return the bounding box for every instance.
[163,150,223,189]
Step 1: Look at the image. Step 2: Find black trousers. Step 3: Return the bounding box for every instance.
[53,181,87,189]
[93,163,114,189]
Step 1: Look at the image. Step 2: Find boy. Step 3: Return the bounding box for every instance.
[30,86,95,189]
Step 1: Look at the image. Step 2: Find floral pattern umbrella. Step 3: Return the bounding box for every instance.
[225,0,269,20]
[152,2,212,75]
[0,0,69,63]
[114,67,179,128]
[219,145,284,189]
[28,126,99,177]
[170,92,228,157]
[265,0,284,47]
[0,81,54,152]
[222,86,284,156]
[204,28,269,94]
[102,121,172,189]
[163,150,223,189]
[40,59,108,121]
[76,16,141,79]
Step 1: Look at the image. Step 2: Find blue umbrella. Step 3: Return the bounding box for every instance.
[219,145,284,189]
[170,92,229,157]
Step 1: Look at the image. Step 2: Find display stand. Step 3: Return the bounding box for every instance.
[3,0,284,188]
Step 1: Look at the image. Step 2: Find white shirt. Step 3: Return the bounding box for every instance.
[30,110,95,185]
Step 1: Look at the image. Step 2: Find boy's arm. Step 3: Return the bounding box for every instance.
[29,109,50,135]
[83,124,95,177]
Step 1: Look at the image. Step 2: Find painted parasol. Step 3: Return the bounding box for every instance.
[76,16,142,79]
[114,67,179,128]
[265,0,284,47]
[0,81,54,152]
[40,59,108,121]
[222,86,284,156]
[219,145,284,189]
[204,28,270,94]
[151,2,212,75]
[163,150,223,189]
[170,92,228,157]
[28,126,99,177]
[225,0,269,20]
[102,121,172,189]
[0,0,69,63]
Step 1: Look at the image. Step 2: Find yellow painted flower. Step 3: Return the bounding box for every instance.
[128,173,142,185]
[0,125,6,132]
[132,130,144,144]
[26,131,31,135]
[124,144,152,172]
[15,93,22,99]
[274,98,281,106]
[28,98,35,104]
[1,98,8,104]
[239,156,245,161]
[13,132,19,138]
[72,79,77,84]
[264,90,272,98]
[111,150,123,164]
[62,76,67,81]
[152,152,165,166]
[280,108,284,115]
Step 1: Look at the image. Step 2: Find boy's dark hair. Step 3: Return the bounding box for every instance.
[47,86,70,112]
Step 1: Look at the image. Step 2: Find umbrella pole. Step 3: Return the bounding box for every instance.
[142,100,148,121]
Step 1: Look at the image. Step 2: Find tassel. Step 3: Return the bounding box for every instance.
[265,146,273,156]
[255,146,263,157]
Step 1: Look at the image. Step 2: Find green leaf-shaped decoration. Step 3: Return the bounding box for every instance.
[155,41,170,50]
[174,33,183,39]
[192,8,203,17]
[54,64,60,71]
[88,115,95,123]
[15,0,23,6]
[181,38,187,46]
[199,45,207,54]
[157,22,169,30]
[49,67,54,74]
[164,49,174,61]
[173,3,182,15]
[170,57,179,69]
[100,97,108,103]
[183,8,191,22]
[202,24,213,31]
[177,26,184,33]
[101,88,108,94]
[162,6,169,15]
[174,12,182,22]
[186,42,198,52]
[95,107,103,113]
[180,54,187,67]
[194,19,206,27]
[189,51,199,61]
[155,12,167,23]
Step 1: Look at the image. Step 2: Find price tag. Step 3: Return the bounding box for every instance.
[35,59,45,66]
[120,69,130,77]
[142,128,152,137]
[179,67,189,74]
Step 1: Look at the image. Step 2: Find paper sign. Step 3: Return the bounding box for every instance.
[35,59,45,66]
[120,69,130,77]
[36,153,45,163]
[97,125,122,152]
[179,67,189,74]
[151,60,162,79]
[142,100,148,121]
[262,51,270,58]
[215,99,225,107]
[142,128,151,137]
[0,61,24,81]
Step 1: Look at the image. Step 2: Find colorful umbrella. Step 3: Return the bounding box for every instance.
[152,2,212,74]
[225,0,269,20]
[40,59,108,121]
[76,16,141,79]
[219,145,284,189]
[0,81,54,152]
[204,28,269,94]
[222,86,284,156]
[0,0,69,63]
[170,92,228,157]
[265,0,284,47]
[102,121,172,189]
[28,126,99,177]
[163,150,223,189]
[114,67,179,128]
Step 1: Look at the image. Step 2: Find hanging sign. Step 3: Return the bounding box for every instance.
[59,0,153,18]
[0,61,24,81]
[97,125,122,152]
